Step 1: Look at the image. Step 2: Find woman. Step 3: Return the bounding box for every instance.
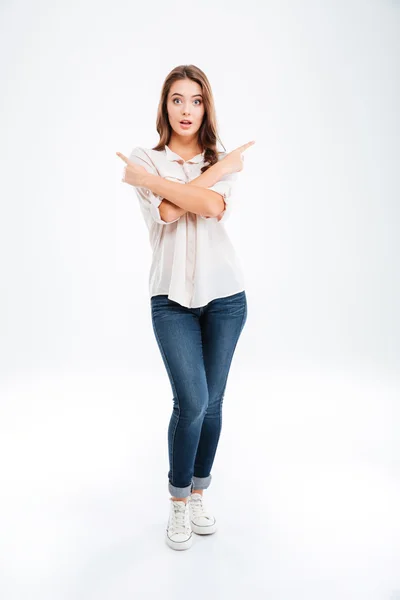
[117,64,255,551]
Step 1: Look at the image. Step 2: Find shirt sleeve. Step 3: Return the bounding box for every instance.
[205,170,239,223]
[128,146,177,225]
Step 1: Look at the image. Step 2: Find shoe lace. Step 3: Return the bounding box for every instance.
[170,500,189,532]
[190,494,211,519]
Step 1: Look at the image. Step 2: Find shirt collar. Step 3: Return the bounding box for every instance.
[164,144,205,164]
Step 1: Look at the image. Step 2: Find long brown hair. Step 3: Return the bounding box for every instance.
[152,65,226,173]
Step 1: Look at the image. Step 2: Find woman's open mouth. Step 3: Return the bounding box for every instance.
[180,121,192,129]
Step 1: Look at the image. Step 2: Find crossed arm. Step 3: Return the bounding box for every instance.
[141,160,228,223]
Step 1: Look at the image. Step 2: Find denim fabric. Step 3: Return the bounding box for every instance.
[150,290,247,498]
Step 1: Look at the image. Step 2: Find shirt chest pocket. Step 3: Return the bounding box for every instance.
[164,176,187,185]
[158,163,189,183]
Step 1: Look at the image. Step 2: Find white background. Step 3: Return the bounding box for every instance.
[0,1,399,599]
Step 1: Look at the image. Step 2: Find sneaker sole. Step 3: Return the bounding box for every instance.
[165,531,193,550]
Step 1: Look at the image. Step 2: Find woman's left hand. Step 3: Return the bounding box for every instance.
[116,152,148,187]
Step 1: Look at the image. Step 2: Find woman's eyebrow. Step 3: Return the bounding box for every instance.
[171,93,203,98]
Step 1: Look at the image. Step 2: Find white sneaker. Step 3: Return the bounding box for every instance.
[165,498,193,550]
[189,493,217,535]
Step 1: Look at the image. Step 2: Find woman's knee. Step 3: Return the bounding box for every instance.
[175,393,209,421]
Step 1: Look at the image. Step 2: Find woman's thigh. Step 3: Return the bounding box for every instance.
[200,291,247,398]
[150,295,208,412]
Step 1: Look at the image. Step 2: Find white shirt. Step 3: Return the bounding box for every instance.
[128,144,245,309]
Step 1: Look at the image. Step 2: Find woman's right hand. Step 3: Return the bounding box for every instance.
[220,140,256,174]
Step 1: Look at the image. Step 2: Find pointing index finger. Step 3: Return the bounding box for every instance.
[116,152,130,164]
[238,140,256,153]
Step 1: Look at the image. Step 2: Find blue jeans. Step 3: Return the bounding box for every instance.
[150,290,248,498]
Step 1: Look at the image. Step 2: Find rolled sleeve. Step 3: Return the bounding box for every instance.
[128,147,170,225]
[206,171,238,223]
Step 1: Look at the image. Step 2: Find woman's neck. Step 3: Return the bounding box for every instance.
[168,136,202,161]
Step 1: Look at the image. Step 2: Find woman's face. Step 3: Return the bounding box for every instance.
[167,79,205,141]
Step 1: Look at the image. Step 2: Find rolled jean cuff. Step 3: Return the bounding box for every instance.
[192,474,212,490]
[168,480,193,498]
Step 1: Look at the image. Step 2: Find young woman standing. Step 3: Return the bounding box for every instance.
[117,64,255,551]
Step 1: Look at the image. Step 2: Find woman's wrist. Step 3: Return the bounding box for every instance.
[188,160,229,188]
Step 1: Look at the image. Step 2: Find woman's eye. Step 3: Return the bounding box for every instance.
[172,98,202,105]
